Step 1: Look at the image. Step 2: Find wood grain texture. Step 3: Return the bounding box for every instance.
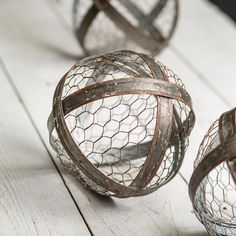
[59,171,208,236]
[0,64,91,235]
[0,0,206,235]
[2,0,235,235]
[171,0,236,107]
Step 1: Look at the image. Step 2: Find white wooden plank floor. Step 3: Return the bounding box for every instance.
[0,0,235,235]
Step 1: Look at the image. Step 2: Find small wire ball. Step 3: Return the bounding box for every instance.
[48,50,195,198]
[189,108,236,236]
[73,0,178,56]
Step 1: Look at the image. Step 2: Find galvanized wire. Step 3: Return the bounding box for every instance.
[48,50,195,197]
[189,108,236,236]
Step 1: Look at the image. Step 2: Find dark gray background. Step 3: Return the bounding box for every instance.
[209,0,236,22]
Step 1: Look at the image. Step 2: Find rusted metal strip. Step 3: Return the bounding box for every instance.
[73,0,178,55]
[189,107,236,202]
[129,54,173,188]
[52,74,134,197]
[61,78,192,115]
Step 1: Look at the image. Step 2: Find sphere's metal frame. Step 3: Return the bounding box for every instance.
[48,50,195,198]
[73,0,179,56]
[189,108,236,203]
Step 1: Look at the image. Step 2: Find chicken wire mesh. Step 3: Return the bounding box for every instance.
[189,108,236,236]
[73,0,178,56]
[48,50,195,197]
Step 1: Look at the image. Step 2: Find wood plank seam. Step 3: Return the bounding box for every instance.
[170,45,232,108]
[0,1,216,234]
[0,58,94,236]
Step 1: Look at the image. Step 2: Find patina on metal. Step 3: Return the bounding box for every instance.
[189,108,236,236]
[73,0,178,56]
[48,50,195,198]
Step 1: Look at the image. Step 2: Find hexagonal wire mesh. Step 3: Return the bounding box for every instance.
[73,0,178,56]
[48,50,195,198]
[189,108,236,236]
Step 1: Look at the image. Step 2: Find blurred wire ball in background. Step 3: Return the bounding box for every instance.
[189,108,236,236]
[73,0,179,56]
[48,50,195,198]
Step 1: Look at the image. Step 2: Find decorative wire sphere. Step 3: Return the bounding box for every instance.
[73,0,178,56]
[189,108,236,236]
[48,50,195,198]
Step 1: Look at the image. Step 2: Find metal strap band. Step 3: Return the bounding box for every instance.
[189,108,236,201]
[220,109,236,184]
[74,0,178,54]
[62,78,192,115]
[52,74,134,197]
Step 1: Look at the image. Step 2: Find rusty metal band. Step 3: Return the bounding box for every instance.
[48,78,192,177]
[222,109,236,185]
[49,77,192,197]
[140,53,194,187]
[85,51,194,168]
[189,140,236,202]
[74,4,99,55]
[132,99,173,186]
[61,79,192,114]
[52,73,134,197]
[215,108,236,185]
[189,108,236,202]
[116,0,175,43]
[228,158,236,184]
[129,53,192,191]
[47,50,193,139]
[94,0,163,51]
[74,0,178,55]
[129,53,173,188]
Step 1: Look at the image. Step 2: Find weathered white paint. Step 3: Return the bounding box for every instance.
[1,0,235,234]
[0,64,90,235]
